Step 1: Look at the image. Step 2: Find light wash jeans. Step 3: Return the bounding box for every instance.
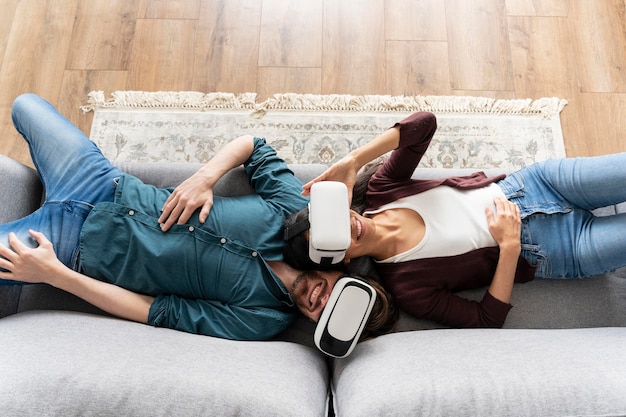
[0,94,122,283]
[498,155,626,278]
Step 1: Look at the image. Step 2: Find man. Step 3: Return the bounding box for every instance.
[0,94,398,341]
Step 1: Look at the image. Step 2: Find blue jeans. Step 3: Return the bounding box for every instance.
[498,154,626,278]
[0,94,122,283]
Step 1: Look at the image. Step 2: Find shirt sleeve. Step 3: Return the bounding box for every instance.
[378,249,514,328]
[411,287,512,328]
[374,112,438,182]
[148,295,298,340]
[243,137,309,217]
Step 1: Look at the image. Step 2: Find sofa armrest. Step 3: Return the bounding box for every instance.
[0,155,44,318]
[0,155,42,223]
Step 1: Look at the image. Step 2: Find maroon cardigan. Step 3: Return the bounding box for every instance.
[368,112,536,328]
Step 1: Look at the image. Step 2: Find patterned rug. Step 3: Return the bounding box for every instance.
[83,92,567,169]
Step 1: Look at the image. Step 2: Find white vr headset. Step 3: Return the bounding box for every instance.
[308,181,351,266]
[315,275,377,358]
[285,182,377,358]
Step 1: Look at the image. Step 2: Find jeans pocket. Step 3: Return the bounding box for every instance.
[497,172,525,199]
[521,244,551,278]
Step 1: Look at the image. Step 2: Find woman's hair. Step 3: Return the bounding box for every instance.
[350,157,385,214]
[359,276,399,341]
[283,157,386,270]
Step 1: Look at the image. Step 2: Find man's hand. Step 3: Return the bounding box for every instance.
[0,231,64,284]
[158,174,214,232]
[157,135,256,232]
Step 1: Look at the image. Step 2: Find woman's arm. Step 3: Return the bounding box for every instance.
[485,198,522,304]
[302,124,400,199]
[0,231,154,323]
[302,112,437,200]
[158,135,255,231]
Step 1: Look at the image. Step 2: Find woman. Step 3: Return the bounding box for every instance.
[284,111,626,328]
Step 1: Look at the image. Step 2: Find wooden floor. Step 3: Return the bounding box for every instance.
[1,0,625,167]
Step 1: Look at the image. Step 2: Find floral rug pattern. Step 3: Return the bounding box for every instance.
[87,93,566,170]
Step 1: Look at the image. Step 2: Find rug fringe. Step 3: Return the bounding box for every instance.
[82,91,567,119]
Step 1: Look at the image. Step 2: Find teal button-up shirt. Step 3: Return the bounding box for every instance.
[78,138,309,340]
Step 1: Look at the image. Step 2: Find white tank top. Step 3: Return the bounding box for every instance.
[366,183,506,263]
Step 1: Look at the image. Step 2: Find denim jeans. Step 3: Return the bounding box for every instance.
[497,154,626,278]
[0,94,122,283]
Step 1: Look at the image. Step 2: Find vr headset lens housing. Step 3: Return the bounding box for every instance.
[308,182,351,267]
[314,276,377,358]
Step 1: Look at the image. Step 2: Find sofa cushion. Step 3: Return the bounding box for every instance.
[0,311,330,417]
[332,327,626,417]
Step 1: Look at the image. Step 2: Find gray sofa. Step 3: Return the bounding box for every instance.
[1,154,625,417]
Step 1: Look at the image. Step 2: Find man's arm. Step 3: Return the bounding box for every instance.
[0,231,154,323]
[158,135,255,231]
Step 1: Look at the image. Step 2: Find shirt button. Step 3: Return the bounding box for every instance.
[220,238,227,244]
[251,251,258,257]
[128,210,135,216]
[188,226,195,232]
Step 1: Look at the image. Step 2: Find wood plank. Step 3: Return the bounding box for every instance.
[569,0,626,93]
[322,0,386,94]
[508,17,577,94]
[258,0,322,67]
[0,0,19,70]
[385,0,447,41]
[127,19,196,91]
[58,70,129,138]
[385,41,452,95]
[0,0,79,166]
[66,0,139,70]
[192,0,262,93]
[139,0,201,19]
[257,67,321,100]
[445,0,514,91]
[505,0,568,16]
[507,15,585,156]
[579,93,626,156]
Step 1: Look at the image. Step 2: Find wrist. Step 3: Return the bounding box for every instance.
[499,242,521,257]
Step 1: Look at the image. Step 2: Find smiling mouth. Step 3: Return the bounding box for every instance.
[355,218,363,240]
[310,282,322,308]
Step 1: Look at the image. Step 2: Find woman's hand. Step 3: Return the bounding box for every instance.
[302,154,360,202]
[485,198,521,305]
[158,173,214,232]
[0,231,65,284]
[485,198,521,254]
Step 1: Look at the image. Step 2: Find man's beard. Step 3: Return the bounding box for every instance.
[290,270,319,309]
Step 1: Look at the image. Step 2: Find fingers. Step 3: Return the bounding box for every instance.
[7,232,27,253]
[485,207,495,225]
[0,236,16,268]
[0,232,39,279]
[493,198,520,218]
[159,192,214,232]
[198,201,214,224]
[158,193,180,224]
[28,229,52,247]
[302,173,327,196]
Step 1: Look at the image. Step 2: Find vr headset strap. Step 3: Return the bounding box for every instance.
[283,218,310,241]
